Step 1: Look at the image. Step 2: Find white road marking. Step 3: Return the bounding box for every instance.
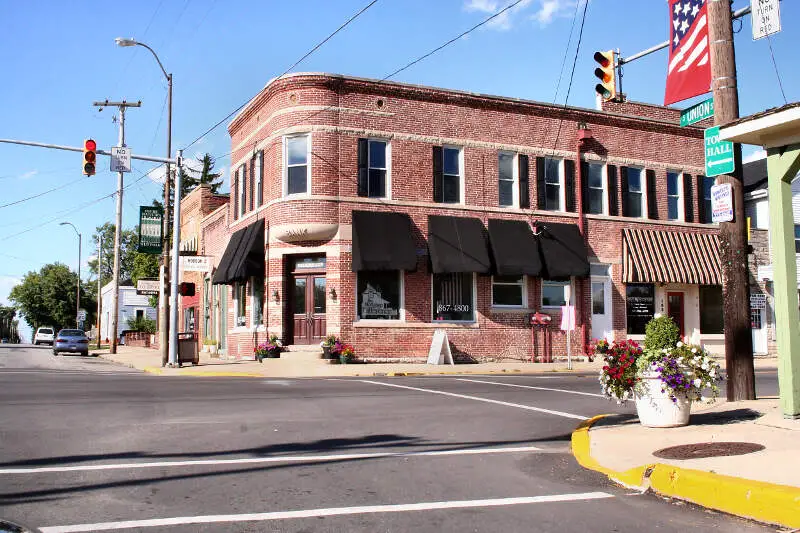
[456,378,605,398]
[38,492,614,532]
[0,445,542,475]
[361,380,587,420]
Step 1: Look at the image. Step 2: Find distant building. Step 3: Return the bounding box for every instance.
[100,282,157,341]
[743,158,800,355]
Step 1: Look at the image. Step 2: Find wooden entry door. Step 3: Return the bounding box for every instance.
[291,274,326,344]
[667,292,685,338]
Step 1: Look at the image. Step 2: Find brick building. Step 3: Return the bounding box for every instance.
[201,72,722,362]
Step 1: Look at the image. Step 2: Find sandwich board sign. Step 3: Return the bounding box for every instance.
[427,329,454,365]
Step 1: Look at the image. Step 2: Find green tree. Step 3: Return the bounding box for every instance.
[87,222,140,287]
[182,153,223,195]
[9,263,96,331]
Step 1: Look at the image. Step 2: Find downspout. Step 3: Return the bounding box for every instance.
[576,123,592,357]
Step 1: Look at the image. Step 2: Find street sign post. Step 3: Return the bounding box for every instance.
[751,0,780,40]
[705,126,735,177]
[711,183,734,223]
[110,146,132,173]
[680,98,714,127]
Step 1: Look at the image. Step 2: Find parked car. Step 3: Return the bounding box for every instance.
[33,327,55,346]
[53,329,90,357]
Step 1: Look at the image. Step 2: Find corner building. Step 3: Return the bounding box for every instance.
[205,73,721,362]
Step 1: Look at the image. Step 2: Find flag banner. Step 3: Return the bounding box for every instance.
[664,0,712,105]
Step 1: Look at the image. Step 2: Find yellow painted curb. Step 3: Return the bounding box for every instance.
[571,415,800,529]
[176,370,264,377]
[142,367,163,375]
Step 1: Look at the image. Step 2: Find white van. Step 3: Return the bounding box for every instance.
[33,327,55,346]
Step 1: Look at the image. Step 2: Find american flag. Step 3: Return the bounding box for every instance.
[664,0,712,105]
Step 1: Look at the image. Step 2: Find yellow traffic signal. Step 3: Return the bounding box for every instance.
[593,50,616,102]
[83,139,97,176]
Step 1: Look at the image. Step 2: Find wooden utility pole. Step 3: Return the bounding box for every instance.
[708,0,755,400]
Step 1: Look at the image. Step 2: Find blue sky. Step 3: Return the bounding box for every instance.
[0,0,796,338]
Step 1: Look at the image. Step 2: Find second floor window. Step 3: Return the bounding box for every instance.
[285,135,309,195]
[667,171,682,221]
[238,166,246,218]
[255,151,263,208]
[442,147,461,203]
[701,176,715,223]
[586,162,605,215]
[544,158,563,211]
[626,167,645,218]
[358,139,388,198]
[498,152,517,207]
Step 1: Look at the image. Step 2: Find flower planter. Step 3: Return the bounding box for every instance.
[322,346,332,359]
[339,355,350,365]
[634,372,691,428]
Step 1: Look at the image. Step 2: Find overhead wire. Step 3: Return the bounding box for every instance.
[765,35,788,105]
[0,176,91,210]
[182,0,381,153]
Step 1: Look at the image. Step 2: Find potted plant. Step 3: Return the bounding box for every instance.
[338,343,355,365]
[320,335,339,359]
[595,316,722,428]
[202,338,218,355]
[254,334,284,363]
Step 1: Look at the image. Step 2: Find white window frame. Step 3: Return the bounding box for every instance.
[491,275,527,308]
[498,151,519,208]
[238,165,246,218]
[283,133,311,197]
[354,270,405,322]
[255,150,264,208]
[366,139,391,199]
[626,166,647,219]
[250,277,264,329]
[666,170,684,222]
[543,157,566,212]
[442,145,465,205]
[431,272,477,323]
[234,282,247,327]
[586,162,608,215]
[541,280,571,309]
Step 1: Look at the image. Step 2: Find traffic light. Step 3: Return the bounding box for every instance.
[83,139,97,176]
[593,50,616,102]
[178,282,195,297]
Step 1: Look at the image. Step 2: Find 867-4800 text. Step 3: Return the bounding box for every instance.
[436,304,470,313]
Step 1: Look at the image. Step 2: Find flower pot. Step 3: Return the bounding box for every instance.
[634,372,691,428]
[339,355,349,365]
[267,349,281,358]
[322,346,332,359]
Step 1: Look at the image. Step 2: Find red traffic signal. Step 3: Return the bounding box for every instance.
[593,51,616,102]
[178,282,195,297]
[83,139,97,176]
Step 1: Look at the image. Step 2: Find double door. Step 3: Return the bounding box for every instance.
[291,274,326,345]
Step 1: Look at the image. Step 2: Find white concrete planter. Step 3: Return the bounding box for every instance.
[634,372,691,428]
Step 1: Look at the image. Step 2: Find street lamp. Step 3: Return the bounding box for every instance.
[59,222,82,329]
[115,37,173,366]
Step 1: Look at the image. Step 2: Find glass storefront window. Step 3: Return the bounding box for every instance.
[357,271,401,320]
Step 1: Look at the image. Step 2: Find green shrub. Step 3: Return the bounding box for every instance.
[644,315,680,352]
[127,315,157,334]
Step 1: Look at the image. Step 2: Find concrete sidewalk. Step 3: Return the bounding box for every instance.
[94,345,607,377]
[572,399,800,529]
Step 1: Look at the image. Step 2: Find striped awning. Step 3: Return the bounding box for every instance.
[622,228,721,285]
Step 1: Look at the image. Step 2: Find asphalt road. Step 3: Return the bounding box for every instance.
[0,344,777,532]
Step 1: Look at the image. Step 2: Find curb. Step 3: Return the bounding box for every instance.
[571,415,800,529]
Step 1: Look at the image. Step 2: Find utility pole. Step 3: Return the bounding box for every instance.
[96,235,103,349]
[93,100,141,354]
[168,149,184,367]
[160,74,173,367]
[708,0,755,401]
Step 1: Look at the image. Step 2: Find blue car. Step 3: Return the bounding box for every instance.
[53,329,90,357]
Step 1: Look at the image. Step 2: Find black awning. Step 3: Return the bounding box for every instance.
[211,220,265,284]
[487,219,543,276]
[538,222,589,279]
[351,211,418,272]
[428,215,491,274]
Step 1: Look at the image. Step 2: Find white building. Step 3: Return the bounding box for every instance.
[99,282,158,341]
[743,157,800,355]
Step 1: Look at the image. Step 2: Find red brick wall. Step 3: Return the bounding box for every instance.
[208,73,715,361]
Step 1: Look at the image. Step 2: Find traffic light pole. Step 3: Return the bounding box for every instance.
[160,73,173,367]
[168,149,183,367]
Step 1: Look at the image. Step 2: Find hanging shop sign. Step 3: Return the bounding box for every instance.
[138,206,163,255]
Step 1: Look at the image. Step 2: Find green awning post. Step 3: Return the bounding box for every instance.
[767,143,800,418]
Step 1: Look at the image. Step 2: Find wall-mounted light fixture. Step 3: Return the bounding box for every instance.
[330,287,337,300]
[272,290,280,303]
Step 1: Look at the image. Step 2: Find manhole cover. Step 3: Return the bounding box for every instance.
[653,442,765,460]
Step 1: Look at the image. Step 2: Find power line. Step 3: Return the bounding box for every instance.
[0,175,89,210]
[182,0,381,152]
[766,35,787,105]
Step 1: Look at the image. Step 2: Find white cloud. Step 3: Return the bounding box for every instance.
[0,275,21,307]
[18,170,38,180]
[464,0,578,30]
[742,149,766,164]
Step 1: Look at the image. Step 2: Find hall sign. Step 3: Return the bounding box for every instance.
[711,183,734,223]
[138,206,163,255]
[704,126,735,177]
